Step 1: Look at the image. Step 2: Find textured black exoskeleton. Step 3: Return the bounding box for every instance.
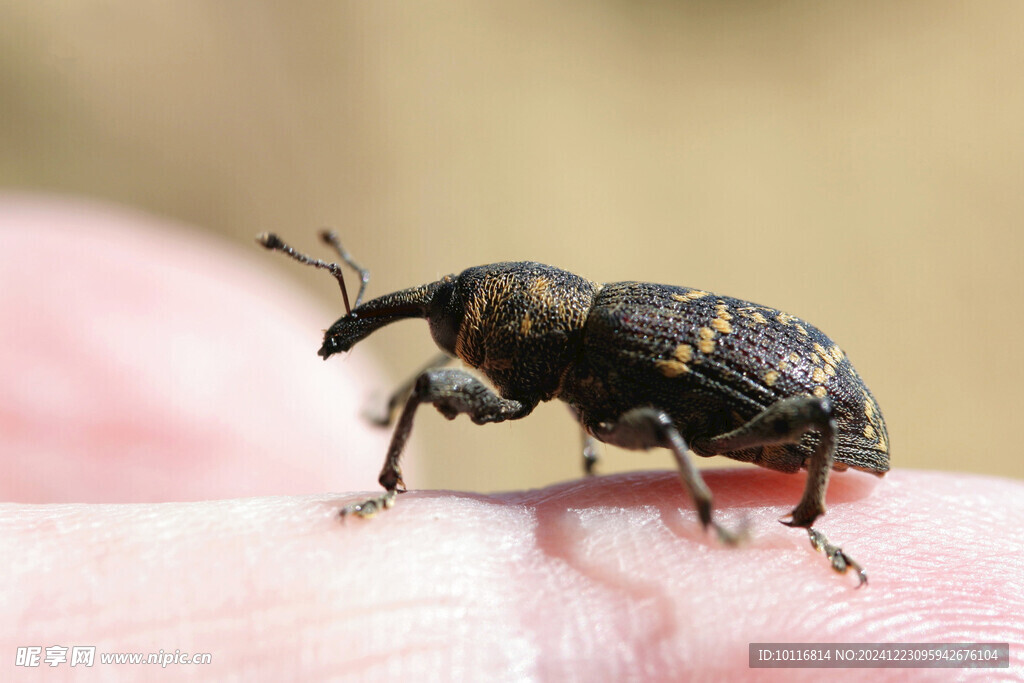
[259,232,889,586]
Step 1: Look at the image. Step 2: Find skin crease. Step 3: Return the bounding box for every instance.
[1,196,1022,680]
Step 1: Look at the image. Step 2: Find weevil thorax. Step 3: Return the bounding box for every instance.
[429,262,599,401]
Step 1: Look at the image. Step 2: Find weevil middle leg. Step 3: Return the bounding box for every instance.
[588,407,744,545]
[581,430,600,476]
[568,406,601,475]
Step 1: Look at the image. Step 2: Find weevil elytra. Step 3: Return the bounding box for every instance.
[259,232,889,586]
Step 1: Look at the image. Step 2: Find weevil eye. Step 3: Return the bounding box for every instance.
[427,277,462,356]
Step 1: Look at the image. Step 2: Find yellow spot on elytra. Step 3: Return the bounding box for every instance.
[737,307,769,325]
[824,364,836,377]
[657,360,690,377]
[795,324,808,336]
[861,391,888,452]
[831,345,844,363]
[810,354,820,365]
[520,314,532,335]
[764,370,779,386]
[672,290,710,302]
[714,304,733,321]
[697,327,716,353]
[813,343,838,367]
[779,359,789,370]
[813,386,828,398]
[657,344,693,377]
[711,317,733,334]
[789,352,800,363]
[741,309,770,327]
[776,313,798,326]
[812,367,826,383]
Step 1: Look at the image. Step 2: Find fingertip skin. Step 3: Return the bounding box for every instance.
[2,469,1020,678]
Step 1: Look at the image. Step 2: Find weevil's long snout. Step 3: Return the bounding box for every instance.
[317,280,447,359]
[318,314,379,359]
[319,337,341,359]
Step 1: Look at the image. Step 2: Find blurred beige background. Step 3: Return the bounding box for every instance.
[3,1,1021,492]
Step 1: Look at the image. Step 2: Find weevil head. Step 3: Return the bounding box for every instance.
[319,262,598,403]
[426,275,463,356]
[314,269,468,360]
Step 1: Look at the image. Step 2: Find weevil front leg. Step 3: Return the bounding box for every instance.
[589,407,743,545]
[363,352,453,427]
[341,368,538,518]
[697,396,865,584]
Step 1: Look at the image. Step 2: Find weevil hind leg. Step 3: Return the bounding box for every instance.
[589,407,745,545]
[700,396,837,529]
[343,368,537,519]
[698,397,868,583]
[808,528,868,587]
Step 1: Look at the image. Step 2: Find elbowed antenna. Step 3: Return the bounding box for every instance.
[318,230,370,309]
[258,232,455,360]
[257,232,369,314]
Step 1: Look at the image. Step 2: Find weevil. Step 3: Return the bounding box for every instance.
[259,232,889,586]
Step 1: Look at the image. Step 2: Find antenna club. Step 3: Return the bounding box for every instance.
[256,233,283,250]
